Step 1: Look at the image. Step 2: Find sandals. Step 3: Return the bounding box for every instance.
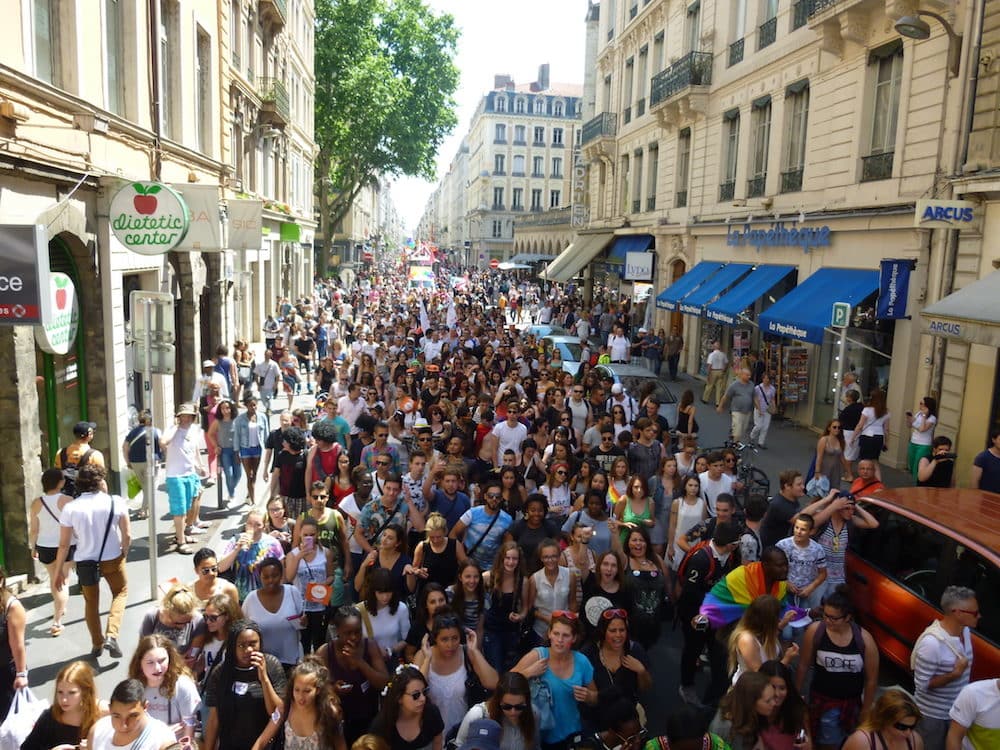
[50,623,64,637]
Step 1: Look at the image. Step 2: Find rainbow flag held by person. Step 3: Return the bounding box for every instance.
[699,562,801,628]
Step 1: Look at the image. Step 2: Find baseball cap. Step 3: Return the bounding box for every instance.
[459,719,502,750]
[611,383,624,395]
[202,359,215,368]
[73,421,97,437]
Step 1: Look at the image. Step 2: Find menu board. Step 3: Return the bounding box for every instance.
[781,346,810,403]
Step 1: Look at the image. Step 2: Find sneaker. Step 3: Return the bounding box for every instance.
[185,525,205,536]
[196,520,212,529]
[104,637,123,658]
[89,645,103,658]
[678,685,702,706]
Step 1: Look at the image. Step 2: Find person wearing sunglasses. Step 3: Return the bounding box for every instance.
[541,462,573,525]
[188,547,239,612]
[198,593,239,685]
[450,481,514,571]
[138,582,205,668]
[371,664,444,750]
[582,608,652,709]
[842,689,924,750]
[513,611,598,750]
[456,672,536,750]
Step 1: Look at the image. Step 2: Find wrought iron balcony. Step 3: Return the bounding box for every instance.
[512,171,525,177]
[758,17,777,49]
[492,169,506,176]
[632,200,641,214]
[861,151,894,182]
[810,0,838,13]
[676,190,688,208]
[258,77,289,126]
[719,181,736,202]
[729,39,745,67]
[747,175,766,198]
[650,52,713,107]
[532,172,544,178]
[793,0,813,28]
[260,0,286,33]
[582,112,618,146]
[780,168,803,193]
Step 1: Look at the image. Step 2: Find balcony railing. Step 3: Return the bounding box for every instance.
[793,0,813,28]
[513,139,527,146]
[632,200,641,213]
[494,138,507,145]
[259,0,287,33]
[493,169,505,176]
[650,52,713,106]
[637,98,646,117]
[512,171,525,177]
[580,112,618,143]
[676,190,688,208]
[258,77,289,126]
[729,38,744,67]
[810,0,838,14]
[533,139,546,147]
[861,151,894,182]
[623,106,632,124]
[531,172,544,178]
[747,175,766,198]
[551,172,563,179]
[492,203,505,210]
[646,196,656,211]
[511,205,524,212]
[758,17,777,49]
[780,168,803,193]
[719,181,736,202]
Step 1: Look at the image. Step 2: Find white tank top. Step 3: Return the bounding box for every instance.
[35,493,66,548]
[671,498,706,569]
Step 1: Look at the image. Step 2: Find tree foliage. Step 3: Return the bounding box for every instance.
[314,0,460,233]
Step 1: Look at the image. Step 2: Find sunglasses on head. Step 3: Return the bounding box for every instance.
[601,608,629,621]
[552,610,579,620]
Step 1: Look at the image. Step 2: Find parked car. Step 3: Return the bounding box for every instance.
[520,323,570,339]
[592,363,678,428]
[848,486,1000,680]
[542,335,585,376]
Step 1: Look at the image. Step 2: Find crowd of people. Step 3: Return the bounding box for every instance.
[15,259,999,750]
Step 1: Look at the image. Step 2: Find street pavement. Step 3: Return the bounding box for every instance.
[19,366,912,718]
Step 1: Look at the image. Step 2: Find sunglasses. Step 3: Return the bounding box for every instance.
[406,687,431,700]
[500,702,528,712]
[204,613,224,623]
[601,608,629,620]
[554,470,568,476]
[200,566,219,574]
[485,493,502,499]
[376,462,391,468]
[954,608,981,617]
[552,610,579,620]
[893,721,918,732]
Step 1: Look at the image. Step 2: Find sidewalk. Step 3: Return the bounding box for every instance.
[21,383,318,701]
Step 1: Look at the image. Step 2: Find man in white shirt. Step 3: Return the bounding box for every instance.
[607,325,631,363]
[337,383,369,438]
[750,372,778,449]
[699,451,736,517]
[839,371,864,409]
[914,586,977,749]
[161,403,208,553]
[574,315,591,342]
[491,401,528,465]
[423,328,444,362]
[192,359,228,404]
[89,679,177,750]
[253,349,281,418]
[948,678,1000,750]
[703,341,729,406]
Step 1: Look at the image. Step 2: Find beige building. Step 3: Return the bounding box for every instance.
[565,0,988,477]
[0,0,315,572]
[422,65,583,268]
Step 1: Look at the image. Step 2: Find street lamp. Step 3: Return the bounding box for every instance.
[894,11,962,77]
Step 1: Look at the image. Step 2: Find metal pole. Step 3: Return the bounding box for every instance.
[143,298,158,601]
[834,327,848,412]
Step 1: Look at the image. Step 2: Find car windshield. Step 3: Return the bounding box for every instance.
[618,375,674,404]
[560,343,583,360]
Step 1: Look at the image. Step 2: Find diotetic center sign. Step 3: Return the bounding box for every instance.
[110,182,191,255]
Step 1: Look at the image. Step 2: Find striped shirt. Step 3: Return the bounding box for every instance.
[913,625,973,719]
[817,522,850,584]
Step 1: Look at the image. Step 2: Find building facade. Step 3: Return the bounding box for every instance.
[0,0,315,572]
[573,0,982,477]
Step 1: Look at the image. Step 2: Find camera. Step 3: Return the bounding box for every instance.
[938,452,958,460]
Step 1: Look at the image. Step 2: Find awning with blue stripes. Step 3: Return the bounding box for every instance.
[759,268,879,343]
[655,261,723,311]
[704,265,797,325]
[678,263,754,316]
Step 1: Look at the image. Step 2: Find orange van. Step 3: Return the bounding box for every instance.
[846,487,1000,680]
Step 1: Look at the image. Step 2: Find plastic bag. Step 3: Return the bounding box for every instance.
[0,688,49,750]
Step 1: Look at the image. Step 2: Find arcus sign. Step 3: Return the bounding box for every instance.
[914,199,976,229]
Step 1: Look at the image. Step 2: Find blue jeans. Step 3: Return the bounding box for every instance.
[219,447,242,498]
[483,628,520,673]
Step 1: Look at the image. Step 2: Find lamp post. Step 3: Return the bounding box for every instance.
[894,12,963,77]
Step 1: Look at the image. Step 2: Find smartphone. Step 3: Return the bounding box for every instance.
[303,537,314,550]
[693,615,709,631]
[794,729,807,745]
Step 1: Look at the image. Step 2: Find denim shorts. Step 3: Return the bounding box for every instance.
[817,706,849,747]
[239,446,262,459]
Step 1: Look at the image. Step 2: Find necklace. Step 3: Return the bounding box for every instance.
[598,645,621,684]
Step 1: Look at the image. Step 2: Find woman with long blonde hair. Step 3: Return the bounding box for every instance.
[727,594,798,685]
[21,660,103,750]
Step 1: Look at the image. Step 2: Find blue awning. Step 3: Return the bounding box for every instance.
[607,234,654,262]
[656,261,723,311]
[705,265,797,325]
[678,263,754,316]
[759,267,880,343]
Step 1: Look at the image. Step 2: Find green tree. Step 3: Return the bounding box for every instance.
[315,0,459,243]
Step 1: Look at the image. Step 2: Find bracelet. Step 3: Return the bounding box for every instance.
[15,671,27,678]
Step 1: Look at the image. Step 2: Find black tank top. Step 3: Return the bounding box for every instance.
[422,538,459,589]
[811,623,865,699]
[326,638,378,716]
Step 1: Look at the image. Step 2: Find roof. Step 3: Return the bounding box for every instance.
[856,487,1000,563]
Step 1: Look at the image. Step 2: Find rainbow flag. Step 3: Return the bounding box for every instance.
[699,562,800,628]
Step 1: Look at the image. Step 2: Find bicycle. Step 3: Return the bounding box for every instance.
[703,439,770,509]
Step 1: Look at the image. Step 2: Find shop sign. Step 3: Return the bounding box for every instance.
[914,199,976,229]
[876,259,913,319]
[228,199,263,251]
[726,222,831,253]
[172,184,222,251]
[765,320,810,340]
[0,224,49,325]
[110,182,191,255]
[35,272,79,354]
[831,302,851,328]
[570,142,589,228]
[624,251,654,281]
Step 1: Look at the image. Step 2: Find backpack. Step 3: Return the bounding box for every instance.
[673,540,716,601]
[60,447,95,498]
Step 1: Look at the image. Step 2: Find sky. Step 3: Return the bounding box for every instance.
[390,0,589,236]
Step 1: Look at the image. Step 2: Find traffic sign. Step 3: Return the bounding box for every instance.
[831,302,851,328]
[489,258,499,269]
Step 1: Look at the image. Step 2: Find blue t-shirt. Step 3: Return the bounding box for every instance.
[561,510,613,556]
[535,647,595,744]
[430,490,471,531]
[459,506,513,569]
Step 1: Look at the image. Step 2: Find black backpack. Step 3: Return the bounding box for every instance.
[60,447,95,498]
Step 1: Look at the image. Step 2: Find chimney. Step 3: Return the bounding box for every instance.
[537,64,550,91]
[494,74,513,90]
